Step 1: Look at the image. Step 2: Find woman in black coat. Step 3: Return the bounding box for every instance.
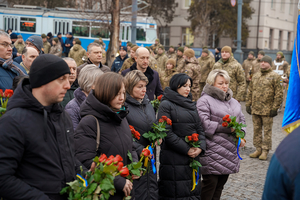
[158,73,206,199]
[124,70,158,200]
[74,72,138,200]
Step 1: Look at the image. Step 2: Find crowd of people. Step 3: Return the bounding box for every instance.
[0,28,292,200]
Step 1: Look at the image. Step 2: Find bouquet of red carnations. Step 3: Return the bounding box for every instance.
[151,94,163,111]
[0,89,13,117]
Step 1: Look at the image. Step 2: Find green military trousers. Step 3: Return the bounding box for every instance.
[252,114,273,151]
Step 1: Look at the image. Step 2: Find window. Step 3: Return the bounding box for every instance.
[183,0,191,9]
[136,28,146,41]
[280,0,285,12]
[289,0,293,14]
[126,26,130,40]
[72,21,90,37]
[91,22,109,38]
[4,16,18,32]
[159,26,170,46]
[278,30,282,49]
[287,32,291,50]
[20,17,36,32]
[182,27,194,47]
[269,29,273,49]
[54,20,70,35]
[146,28,156,43]
[271,0,275,9]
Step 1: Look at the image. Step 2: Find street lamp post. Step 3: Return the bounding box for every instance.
[131,0,137,44]
[234,0,243,63]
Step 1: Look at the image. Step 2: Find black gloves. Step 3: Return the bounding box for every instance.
[246,106,252,115]
[270,109,278,117]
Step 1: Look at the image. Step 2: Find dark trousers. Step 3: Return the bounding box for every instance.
[201,174,229,200]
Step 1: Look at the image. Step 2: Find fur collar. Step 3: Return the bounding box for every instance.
[203,84,233,101]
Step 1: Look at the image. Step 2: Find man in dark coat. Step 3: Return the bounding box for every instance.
[77,42,110,75]
[47,32,54,46]
[111,46,128,73]
[0,31,27,90]
[57,32,64,50]
[10,32,21,58]
[64,32,74,57]
[121,47,163,101]
[0,54,85,200]
[215,47,221,63]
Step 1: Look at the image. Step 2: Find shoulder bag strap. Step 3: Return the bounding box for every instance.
[85,115,101,152]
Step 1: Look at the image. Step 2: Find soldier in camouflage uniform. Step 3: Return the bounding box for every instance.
[155,45,168,75]
[182,49,201,101]
[145,46,158,71]
[246,56,283,160]
[166,46,177,60]
[119,46,139,73]
[127,42,132,57]
[272,51,290,84]
[14,35,25,54]
[69,38,86,67]
[252,51,265,75]
[212,46,246,102]
[198,49,215,95]
[176,47,185,72]
[242,51,256,101]
[150,39,161,54]
[49,38,62,57]
[41,34,51,54]
[160,58,178,90]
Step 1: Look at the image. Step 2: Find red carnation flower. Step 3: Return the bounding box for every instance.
[222,116,228,121]
[113,155,123,163]
[192,133,199,142]
[120,167,130,177]
[4,89,13,98]
[159,119,164,123]
[161,116,168,121]
[166,118,172,126]
[99,154,107,163]
[117,162,124,171]
[227,118,231,123]
[0,89,3,97]
[222,122,228,127]
[141,149,151,157]
[157,95,163,101]
[187,136,192,141]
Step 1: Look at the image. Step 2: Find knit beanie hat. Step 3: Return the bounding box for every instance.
[185,45,190,48]
[221,46,232,54]
[169,46,174,49]
[53,38,59,43]
[202,49,209,54]
[155,38,159,42]
[258,51,265,56]
[131,46,139,52]
[41,34,47,39]
[249,51,254,56]
[261,56,272,67]
[184,49,195,58]
[158,45,164,50]
[177,47,184,53]
[166,58,176,67]
[30,54,70,88]
[10,33,18,39]
[26,35,43,54]
[17,35,23,39]
[277,51,284,58]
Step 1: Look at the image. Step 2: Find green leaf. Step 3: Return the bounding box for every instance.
[94,185,101,194]
[132,161,142,169]
[93,194,99,200]
[100,178,115,191]
[60,186,69,195]
[131,168,141,176]
[67,180,81,192]
[94,173,101,183]
[87,183,98,195]
[127,151,133,162]
[103,165,117,174]
[143,132,150,138]
[93,156,99,164]
[74,193,81,199]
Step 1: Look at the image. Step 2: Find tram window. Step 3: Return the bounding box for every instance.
[126,27,129,40]
[15,18,17,30]
[55,21,57,34]
[91,27,109,38]
[59,22,61,33]
[20,17,36,32]
[63,23,65,34]
[66,23,69,34]
[136,28,146,41]
[146,29,156,42]
[72,21,89,37]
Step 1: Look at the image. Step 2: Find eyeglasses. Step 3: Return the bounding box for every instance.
[0,43,14,48]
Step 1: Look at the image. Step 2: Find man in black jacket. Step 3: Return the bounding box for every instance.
[0,54,85,200]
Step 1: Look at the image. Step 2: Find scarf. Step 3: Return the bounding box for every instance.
[0,56,26,76]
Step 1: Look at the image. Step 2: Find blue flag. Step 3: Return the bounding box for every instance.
[282,15,300,134]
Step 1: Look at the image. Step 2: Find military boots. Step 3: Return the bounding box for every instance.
[259,150,269,160]
[249,148,262,158]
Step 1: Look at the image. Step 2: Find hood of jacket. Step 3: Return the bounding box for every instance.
[125,93,150,106]
[72,44,82,52]
[74,87,86,105]
[185,56,199,65]
[162,87,195,110]
[80,90,129,124]
[202,83,233,101]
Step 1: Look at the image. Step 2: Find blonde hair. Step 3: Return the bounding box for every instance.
[206,69,230,85]
[124,70,148,95]
[78,64,104,93]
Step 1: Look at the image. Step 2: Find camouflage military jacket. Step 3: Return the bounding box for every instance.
[101,49,106,65]
[156,53,168,72]
[212,56,246,101]
[272,58,290,78]
[14,42,25,54]
[49,44,62,57]
[198,55,215,83]
[252,58,261,76]
[149,55,159,71]
[43,41,51,54]
[246,68,283,115]
[166,51,176,60]
[120,57,135,72]
[69,44,87,66]
[242,58,256,81]
[176,55,185,72]
[160,69,178,90]
[181,57,200,81]
[150,43,161,54]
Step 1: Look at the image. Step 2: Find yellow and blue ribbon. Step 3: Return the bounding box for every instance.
[237,137,243,160]
[191,167,199,191]
[145,145,156,174]
[76,174,88,187]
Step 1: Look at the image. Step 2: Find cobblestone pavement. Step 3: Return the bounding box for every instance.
[221,102,286,200]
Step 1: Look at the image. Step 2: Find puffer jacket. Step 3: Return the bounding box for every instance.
[125,94,158,200]
[74,91,138,200]
[69,44,87,67]
[196,84,246,175]
[65,87,86,130]
[158,87,206,200]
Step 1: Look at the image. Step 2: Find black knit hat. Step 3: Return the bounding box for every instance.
[30,54,70,88]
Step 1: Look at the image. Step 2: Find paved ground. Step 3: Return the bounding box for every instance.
[221,102,286,200]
